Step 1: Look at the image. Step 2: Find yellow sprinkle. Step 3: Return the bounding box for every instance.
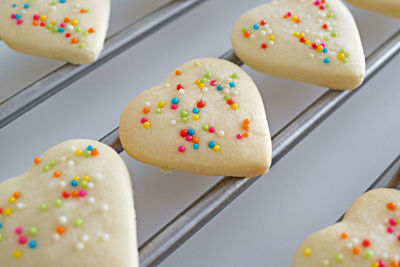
[195,80,201,85]
[40,15,47,21]
[269,35,275,41]
[231,103,239,110]
[14,250,23,259]
[4,208,13,216]
[299,32,305,38]
[213,145,220,152]
[305,40,311,45]
[83,176,90,181]
[317,45,324,52]
[198,83,205,89]
[193,114,200,120]
[338,53,345,60]
[292,15,298,21]
[158,101,166,108]
[371,262,379,267]
[293,32,300,37]
[75,149,83,156]
[71,19,79,26]
[51,20,56,26]
[304,248,311,256]
[9,197,16,204]
[143,121,151,129]
[74,176,80,181]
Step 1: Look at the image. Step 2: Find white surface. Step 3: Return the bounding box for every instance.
[0,0,399,266]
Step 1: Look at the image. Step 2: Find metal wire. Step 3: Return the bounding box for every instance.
[0,0,206,130]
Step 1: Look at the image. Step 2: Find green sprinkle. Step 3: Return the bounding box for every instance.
[327,12,334,18]
[49,160,56,167]
[242,26,248,33]
[46,23,52,30]
[331,32,338,37]
[85,150,91,157]
[83,32,89,37]
[43,165,50,172]
[155,108,161,114]
[335,253,344,262]
[202,124,209,131]
[224,95,230,101]
[204,72,212,79]
[79,43,86,49]
[365,250,373,259]
[0,232,3,241]
[40,203,48,211]
[75,26,82,33]
[74,218,84,227]
[54,199,63,208]
[80,180,88,188]
[324,36,330,41]
[325,3,330,7]
[194,61,200,66]
[201,78,207,84]
[29,227,38,236]
[52,26,58,33]
[51,1,56,5]
[180,110,188,117]
[342,58,348,63]
[181,117,188,123]
[232,73,239,79]
[86,8,91,12]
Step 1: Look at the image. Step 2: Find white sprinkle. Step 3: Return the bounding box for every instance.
[93,173,102,181]
[352,238,359,245]
[322,259,330,266]
[59,181,67,188]
[71,145,77,151]
[51,6,56,10]
[60,156,66,162]
[170,120,176,126]
[74,3,81,8]
[267,28,272,34]
[224,88,230,94]
[309,53,315,58]
[260,30,266,36]
[178,89,184,95]
[316,39,321,43]
[76,242,85,251]
[144,101,151,107]
[67,25,74,31]
[293,24,298,28]
[88,182,94,189]
[346,242,353,249]
[101,233,110,241]
[67,160,74,167]
[16,203,26,210]
[53,234,61,241]
[305,28,310,34]
[394,255,400,261]
[21,10,26,14]
[165,83,170,87]
[383,252,389,259]
[88,197,96,204]
[101,204,109,213]
[249,34,255,40]
[232,91,239,96]
[321,12,327,17]
[268,40,275,46]
[81,234,90,242]
[217,130,225,137]
[59,216,68,224]
[201,87,208,93]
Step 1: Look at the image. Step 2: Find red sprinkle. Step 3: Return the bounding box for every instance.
[261,43,267,49]
[362,239,371,247]
[197,100,205,108]
[180,129,188,137]
[62,191,70,198]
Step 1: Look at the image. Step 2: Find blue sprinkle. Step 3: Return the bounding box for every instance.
[12,4,16,8]
[188,129,195,136]
[253,24,260,30]
[208,141,216,148]
[192,107,199,114]
[87,145,93,151]
[229,82,235,88]
[323,48,328,53]
[323,58,330,64]
[60,0,66,3]
[58,27,65,33]
[0,222,2,229]
[171,97,179,105]
[24,4,29,8]
[29,240,37,249]
[193,144,199,150]
[15,14,21,19]
[217,85,223,91]
[71,180,78,187]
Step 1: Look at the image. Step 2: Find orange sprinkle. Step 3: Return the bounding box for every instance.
[64,17,71,23]
[71,38,79,44]
[243,132,249,138]
[340,232,348,239]
[143,107,150,114]
[175,70,182,76]
[390,261,399,267]
[32,21,38,26]
[80,8,86,13]
[243,31,251,38]
[13,192,21,199]
[88,28,95,33]
[72,191,79,198]
[91,148,99,156]
[243,124,250,131]
[243,119,250,125]
[193,137,199,144]
[352,247,360,255]
[387,202,396,211]
[54,170,61,178]
[34,158,41,165]
[283,14,289,19]
[296,18,301,23]
[56,226,65,235]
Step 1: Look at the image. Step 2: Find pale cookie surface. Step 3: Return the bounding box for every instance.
[346,0,400,18]
[232,0,365,90]
[0,0,110,64]
[0,139,138,267]
[119,58,272,178]
[293,188,400,267]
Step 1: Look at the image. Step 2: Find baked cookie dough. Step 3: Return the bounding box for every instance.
[0,140,138,267]
[119,58,272,178]
[232,0,365,90]
[346,0,400,18]
[293,188,400,267]
[0,0,110,64]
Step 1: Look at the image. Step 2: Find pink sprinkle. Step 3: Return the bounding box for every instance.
[209,127,215,133]
[378,260,386,267]
[321,43,326,48]
[11,14,16,19]
[210,80,217,86]
[178,146,185,153]
[140,118,147,123]
[236,134,242,139]
[60,23,65,27]
[33,14,39,20]
[171,104,178,110]
[18,236,27,244]
[79,190,87,198]
[387,226,394,233]
[287,12,292,17]
[397,235,400,241]
[389,218,397,226]
[186,135,193,142]
[314,1,320,5]
[17,19,23,24]
[15,227,23,235]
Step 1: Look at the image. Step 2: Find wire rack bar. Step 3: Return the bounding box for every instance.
[0,0,206,130]
[136,29,400,267]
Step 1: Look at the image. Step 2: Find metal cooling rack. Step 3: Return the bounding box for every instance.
[1,0,400,266]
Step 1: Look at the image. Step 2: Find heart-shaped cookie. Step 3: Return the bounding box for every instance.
[0,0,110,64]
[0,139,138,267]
[232,0,365,90]
[346,0,400,18]
[119,58,272,177]
[293,188,400,267]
